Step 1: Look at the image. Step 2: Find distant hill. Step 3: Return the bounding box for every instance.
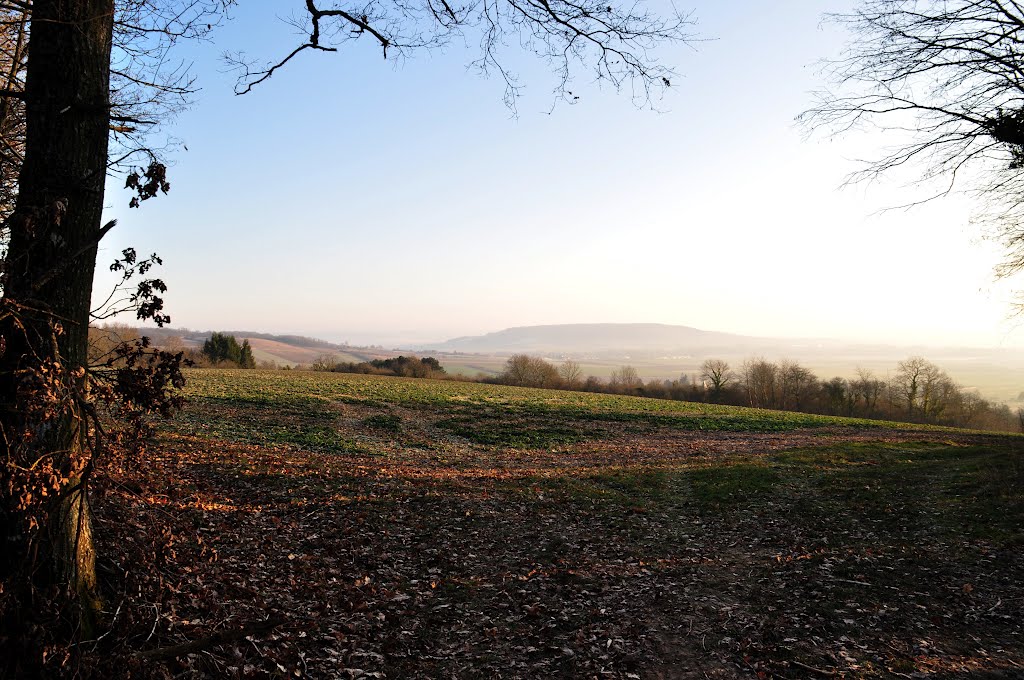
[134,327,350,351]
[421,323,769,354]
[122,327,390,366]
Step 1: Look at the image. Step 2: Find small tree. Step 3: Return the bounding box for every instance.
[202,332,243,365]
[823,377,849,416]
[501,354,561,388]
[558,359,583,388]
[742,358,778,409]
[238,339,256,369]
[851,367,885,416]
[777,359,817,412]
[700,359,733,400]
[311,353,339,371]
[609,365,643,392]
[893,356,932,417]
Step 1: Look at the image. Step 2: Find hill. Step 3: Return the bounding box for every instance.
[421,322,768,354]
[129,327,391,366]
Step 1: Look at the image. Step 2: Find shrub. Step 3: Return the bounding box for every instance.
[500,354,561,388]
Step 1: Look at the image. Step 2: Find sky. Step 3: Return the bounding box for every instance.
[93,0,1024,348]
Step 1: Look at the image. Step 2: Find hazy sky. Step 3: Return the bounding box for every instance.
[94,1,1024,348]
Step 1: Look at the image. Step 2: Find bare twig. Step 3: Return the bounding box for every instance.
[790,660,838,677]
[136,617,286,661]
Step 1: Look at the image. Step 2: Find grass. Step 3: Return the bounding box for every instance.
[113,368,1024,678]
[181,368,948,435]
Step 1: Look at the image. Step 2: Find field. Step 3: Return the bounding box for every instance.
[150,328,1024,403]
[95,369,1024,678]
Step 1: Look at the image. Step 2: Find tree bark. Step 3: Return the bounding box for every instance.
[0,0,114,636]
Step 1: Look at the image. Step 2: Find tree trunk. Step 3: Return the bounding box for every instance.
[0,0,114,638]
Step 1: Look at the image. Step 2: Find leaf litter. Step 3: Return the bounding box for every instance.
[89,371,1024,678]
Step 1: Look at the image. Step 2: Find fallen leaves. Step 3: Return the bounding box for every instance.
[83,370,1024,678]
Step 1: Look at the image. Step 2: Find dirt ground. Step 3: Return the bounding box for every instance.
[90,398,1024,679]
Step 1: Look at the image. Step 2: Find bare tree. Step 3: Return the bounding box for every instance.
[700,358,733,400]
[609,365,642,391]
[87,322,142,366]
[802,0,1024,285]
[823,376,850,415]
[501,354,560,387]
[892,355,950,419]
[777,358,817,411]
[851,367,884,416]
[920,363,956,421]
[700,356,733,387]
[742,357,778,409]
[558,358,583,388]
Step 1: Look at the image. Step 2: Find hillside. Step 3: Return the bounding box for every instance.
[90,369,1024,678]
[130,327,388,366]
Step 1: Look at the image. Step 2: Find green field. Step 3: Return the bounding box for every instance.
[99,369,1024,678]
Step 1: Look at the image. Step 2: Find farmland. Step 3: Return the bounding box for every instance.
[95,369,1024,678]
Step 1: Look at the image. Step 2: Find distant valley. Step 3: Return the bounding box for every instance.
[134,323,1024,403]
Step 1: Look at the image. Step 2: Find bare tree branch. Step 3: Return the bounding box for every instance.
[227,0,695,111]
[801,0,1024,288]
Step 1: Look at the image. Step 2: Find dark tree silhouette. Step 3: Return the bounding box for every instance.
[228,0,693,109]
[239,339,256,368]
[802,0,1024,286]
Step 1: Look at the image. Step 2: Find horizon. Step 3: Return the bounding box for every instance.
[126,320,1024,404]
[130,319,1024,352]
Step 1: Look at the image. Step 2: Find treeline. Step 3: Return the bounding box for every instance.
[311,354,447,379]
[488,354,1019,433]
[91,325,1018,432]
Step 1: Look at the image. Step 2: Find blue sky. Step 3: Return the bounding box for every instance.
[95,1,1022,347]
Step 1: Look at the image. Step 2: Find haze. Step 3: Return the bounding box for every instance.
[93,1,1023,349]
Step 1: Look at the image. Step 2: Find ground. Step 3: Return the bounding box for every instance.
[90,370,1024,679]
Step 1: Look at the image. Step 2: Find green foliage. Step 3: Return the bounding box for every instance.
[685,462,781,505]
[436,411,586,448]
[202,332,241,365]
[238,339,256,369]
[202,332,255,368]
[180,369,930,431]
[362,413,402,431]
